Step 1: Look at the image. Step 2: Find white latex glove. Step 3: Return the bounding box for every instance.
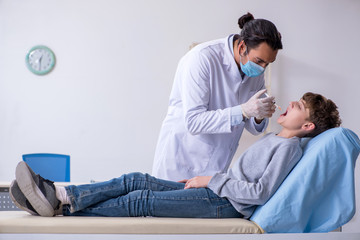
[241,89,276,120]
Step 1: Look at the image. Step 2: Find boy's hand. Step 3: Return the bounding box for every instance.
[184,176,212,189]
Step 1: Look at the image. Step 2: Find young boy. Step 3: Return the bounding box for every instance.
[10,92,341,219]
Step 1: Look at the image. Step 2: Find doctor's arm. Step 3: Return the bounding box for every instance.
[240,89,276,134]
[231,93,272,135]
[231,104,269,134]
[181,52,275,135]
[181,53,235,134]
[240,89,276,120]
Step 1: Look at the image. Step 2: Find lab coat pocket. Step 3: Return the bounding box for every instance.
[176,133,215,172]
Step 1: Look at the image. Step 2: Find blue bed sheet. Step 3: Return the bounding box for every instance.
[251,127,360,233]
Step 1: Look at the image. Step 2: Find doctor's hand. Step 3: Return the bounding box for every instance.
[183,176,212,189]
[241,89,276,120]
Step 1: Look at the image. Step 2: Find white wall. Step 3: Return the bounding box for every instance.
[1,0,360,232]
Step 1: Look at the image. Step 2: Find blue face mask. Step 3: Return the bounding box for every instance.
[239,49,265,77]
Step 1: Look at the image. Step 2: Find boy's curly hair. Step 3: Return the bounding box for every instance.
[302,92,342,137]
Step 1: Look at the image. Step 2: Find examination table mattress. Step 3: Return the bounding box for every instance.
[0,211,263,234]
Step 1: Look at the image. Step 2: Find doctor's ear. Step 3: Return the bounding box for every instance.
[239,40,247,56]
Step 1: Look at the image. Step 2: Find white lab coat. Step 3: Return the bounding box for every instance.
[152,35,268,181]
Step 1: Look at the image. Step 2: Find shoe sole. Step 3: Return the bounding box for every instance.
[15,161,54,217]
[9,180,38,215]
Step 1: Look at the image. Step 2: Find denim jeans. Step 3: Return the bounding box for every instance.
[63,172,242,218]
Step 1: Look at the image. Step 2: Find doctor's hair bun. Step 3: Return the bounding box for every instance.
[238,12,255,29]
[238,13,282,51]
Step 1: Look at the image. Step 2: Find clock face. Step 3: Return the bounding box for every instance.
[26,45,55,75]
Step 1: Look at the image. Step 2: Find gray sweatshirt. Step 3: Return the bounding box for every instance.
[207,133,302,219]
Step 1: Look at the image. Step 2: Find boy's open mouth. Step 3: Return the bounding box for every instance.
[280,110,288,117]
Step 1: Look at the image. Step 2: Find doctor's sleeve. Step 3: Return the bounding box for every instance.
[180,52,232,135]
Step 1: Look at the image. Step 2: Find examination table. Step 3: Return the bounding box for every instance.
[0,127,359,239]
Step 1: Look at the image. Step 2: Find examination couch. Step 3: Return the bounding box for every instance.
[0,127,359,239]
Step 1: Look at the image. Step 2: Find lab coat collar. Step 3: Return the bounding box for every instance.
[223,34,249,83]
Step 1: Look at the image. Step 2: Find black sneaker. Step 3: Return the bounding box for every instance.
[9,180,38,215]
[15,161,60,217]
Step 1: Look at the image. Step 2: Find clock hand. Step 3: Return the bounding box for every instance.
[38,55,43,71]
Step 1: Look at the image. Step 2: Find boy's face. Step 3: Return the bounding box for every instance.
[277,98,311,130]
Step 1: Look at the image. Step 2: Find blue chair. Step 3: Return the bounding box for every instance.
[22,153,70,182]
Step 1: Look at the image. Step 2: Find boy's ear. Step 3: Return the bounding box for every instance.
[302,122,315,131]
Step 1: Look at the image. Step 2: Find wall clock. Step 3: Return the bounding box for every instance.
[25,45,56,75]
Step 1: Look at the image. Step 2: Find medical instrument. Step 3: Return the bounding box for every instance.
[264,92,281,111]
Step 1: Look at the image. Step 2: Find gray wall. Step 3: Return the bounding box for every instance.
[1,0,359,232]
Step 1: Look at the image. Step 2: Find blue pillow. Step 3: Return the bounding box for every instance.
[251,127,360,233]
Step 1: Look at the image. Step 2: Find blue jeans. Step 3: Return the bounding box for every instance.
[63,172,242,218]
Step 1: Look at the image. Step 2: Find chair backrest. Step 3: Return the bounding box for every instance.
[22,153,70,182]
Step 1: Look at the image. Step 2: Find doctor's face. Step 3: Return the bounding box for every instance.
[239,42,278,69]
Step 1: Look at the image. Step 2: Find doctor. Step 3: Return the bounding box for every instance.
[152,12,283,181]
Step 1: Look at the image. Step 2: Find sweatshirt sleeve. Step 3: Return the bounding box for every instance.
[208,142,302,205]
